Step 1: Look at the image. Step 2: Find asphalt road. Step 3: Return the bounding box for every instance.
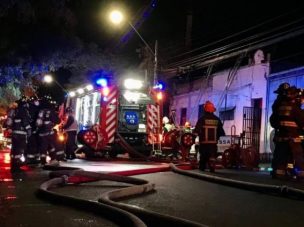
[1,154,304,227]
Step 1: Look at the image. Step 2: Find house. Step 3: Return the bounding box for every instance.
[168,50,270,155]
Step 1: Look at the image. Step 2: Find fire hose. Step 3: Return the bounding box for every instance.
[38,165,207,227]
[170,163,304,199]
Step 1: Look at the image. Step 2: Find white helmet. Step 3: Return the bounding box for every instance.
[162,116,169,124]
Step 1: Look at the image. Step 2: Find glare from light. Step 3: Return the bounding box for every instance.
[69,91,76,97]
[58,134,65,141]
[156,92,163,100]
[102,87,110,97]
[86,84,94,91]
[20,155,25,162]
[96,78,108,87]
[138,124,146,129]
[123,91,140,102]
[77,88,84,94]
[124,79,143,90]
[110,10,123,25]
[43,74,53,83]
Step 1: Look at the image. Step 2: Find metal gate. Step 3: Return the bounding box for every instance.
[242,107,262,153]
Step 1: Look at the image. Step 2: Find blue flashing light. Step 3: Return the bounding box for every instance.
[267,167,273,172]
[96,78,108,87]
[153,81,165,90]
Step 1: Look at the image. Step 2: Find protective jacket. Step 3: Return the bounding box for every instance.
[270,98,304,141]
[6,107,31,136]
[194,112,225,144]
[36,108,60,135]
[62,114,78,132]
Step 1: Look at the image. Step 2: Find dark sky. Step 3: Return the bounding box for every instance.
[86,0,304,70]
[1,0,304,72]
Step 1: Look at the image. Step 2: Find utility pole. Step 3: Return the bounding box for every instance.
[153,40,158,86]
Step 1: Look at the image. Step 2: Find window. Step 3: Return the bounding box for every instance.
[180,108,187,125]
[219,106,235,121]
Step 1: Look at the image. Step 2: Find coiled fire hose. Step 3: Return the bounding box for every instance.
[170,163,304,199]
[38,166,207,227]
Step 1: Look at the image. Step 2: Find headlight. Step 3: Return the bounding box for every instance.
[138,123,146,132]
[124,79,143,90]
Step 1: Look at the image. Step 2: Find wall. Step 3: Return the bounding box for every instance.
[170,59,270,153]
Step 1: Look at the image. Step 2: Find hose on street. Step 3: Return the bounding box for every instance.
[38,165,207,227]
[170,163,304,199]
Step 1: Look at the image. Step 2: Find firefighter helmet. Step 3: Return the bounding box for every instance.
[184,121,191,128]
[274,82,290,95]
[163,116,169,124]
[204,101,216,113]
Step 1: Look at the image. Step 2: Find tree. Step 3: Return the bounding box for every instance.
[0,0,116,109]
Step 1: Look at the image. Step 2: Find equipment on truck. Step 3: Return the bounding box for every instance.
[66,76,196,160]
[66,77,161,159]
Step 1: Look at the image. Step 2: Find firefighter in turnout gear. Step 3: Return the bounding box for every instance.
[61,107,78,160]
[270,83,304,178]
[5,97,31,171]
[26,96,41,164]
[36,97,60,165]
[194,101,225,172]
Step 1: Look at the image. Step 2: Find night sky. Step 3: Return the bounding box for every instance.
[1,0,304,90]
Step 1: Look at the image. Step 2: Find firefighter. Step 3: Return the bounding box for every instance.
[194,101,225,172]
[162,116,174,133]
[270,83,304,178]
[26,96,41,164]
[36,97,61,165]
[6,97,31,171]
[61,107,78,160]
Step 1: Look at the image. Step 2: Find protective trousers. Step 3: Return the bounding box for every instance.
[38,133,56,164]
[65,131,77,159]
[11,134,27,166]
[290,141,304,170]
[199,143,217,171]
[26,133,40,162]
[271,141,289,172]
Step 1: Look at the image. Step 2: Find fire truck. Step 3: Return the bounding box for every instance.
[65,76,196,160]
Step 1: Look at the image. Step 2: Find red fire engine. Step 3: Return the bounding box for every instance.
[65,77,196,160]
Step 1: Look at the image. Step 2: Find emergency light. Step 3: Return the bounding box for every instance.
[102,87,110,97]
[96,78,108,87]
[156,92,163,101]
[124,79,143,90]
[153,81,165,90]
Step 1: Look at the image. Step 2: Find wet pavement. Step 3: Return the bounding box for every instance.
[1,148,304,227]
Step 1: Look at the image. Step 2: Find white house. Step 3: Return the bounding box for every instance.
[169,50,270,154]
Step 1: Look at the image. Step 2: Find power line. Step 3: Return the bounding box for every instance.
[165,20,304,69]
[162,26,304,79]
[165,7,304,60]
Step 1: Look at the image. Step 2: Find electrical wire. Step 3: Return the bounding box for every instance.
[165,7,304,60]
[166,18,304,69]
[163,25,304,74]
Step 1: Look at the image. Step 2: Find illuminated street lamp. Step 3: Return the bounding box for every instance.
[108,9,158,85]
[109,10,123,25]
[43,74,68,93]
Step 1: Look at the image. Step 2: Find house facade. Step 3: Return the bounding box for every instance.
[169,50,270,154]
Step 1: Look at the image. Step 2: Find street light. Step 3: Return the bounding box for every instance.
[43,74,68,94]
[108,9,158,85]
